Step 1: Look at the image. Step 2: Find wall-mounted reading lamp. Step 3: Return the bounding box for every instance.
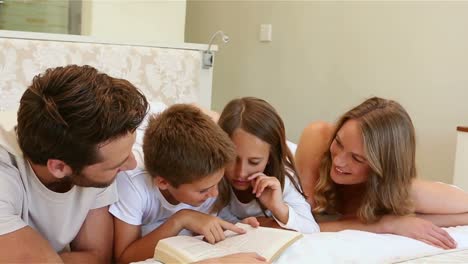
[202,30,229,69]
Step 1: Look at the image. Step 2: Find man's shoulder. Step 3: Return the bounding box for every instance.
[0,146,12,164]
[0,146,23,182]
[0,146,26,208]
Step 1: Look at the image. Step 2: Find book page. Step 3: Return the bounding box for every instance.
[213,223,303,261]
[156,223,302,263]
[158,235,239,261]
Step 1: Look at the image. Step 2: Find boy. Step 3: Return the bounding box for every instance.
[110,104,248,263]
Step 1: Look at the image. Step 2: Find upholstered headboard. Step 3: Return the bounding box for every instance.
[0,30,214,112]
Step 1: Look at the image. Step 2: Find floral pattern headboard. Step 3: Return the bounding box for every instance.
[0,31,213,112]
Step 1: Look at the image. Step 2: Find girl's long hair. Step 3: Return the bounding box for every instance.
[213,97,306,213]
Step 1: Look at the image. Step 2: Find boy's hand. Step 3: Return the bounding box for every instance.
[241,217,260,228]
[177,210,246,244]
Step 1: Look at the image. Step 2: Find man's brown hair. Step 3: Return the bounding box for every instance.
[143,104,236,187]
[17,65,148,173]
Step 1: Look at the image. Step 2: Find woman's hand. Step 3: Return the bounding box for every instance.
[380,215,457,249]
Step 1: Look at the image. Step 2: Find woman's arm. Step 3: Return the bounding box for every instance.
[295,121,335,204]
[416,213,468,227]
[412,179,468,214]
[412,179,468,227]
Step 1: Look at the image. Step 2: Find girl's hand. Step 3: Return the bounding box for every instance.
[241,217,260,228]
[248,173,289,224]
[248,172,284,210]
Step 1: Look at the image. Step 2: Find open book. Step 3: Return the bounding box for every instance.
[153,223,303,263]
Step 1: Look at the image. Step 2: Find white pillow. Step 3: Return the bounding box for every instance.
[287,140,297,155]
[0,111,17,130]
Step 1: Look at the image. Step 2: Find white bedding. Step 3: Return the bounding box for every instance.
[274,225,468,264]
[136,225,468,264]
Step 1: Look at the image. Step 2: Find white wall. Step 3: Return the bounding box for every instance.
[186,1,468,183]
[82,0,186,44]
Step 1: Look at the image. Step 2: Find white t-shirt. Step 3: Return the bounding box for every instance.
[0,121,118,252]
[218,176,320,234]
[109,168,216,236]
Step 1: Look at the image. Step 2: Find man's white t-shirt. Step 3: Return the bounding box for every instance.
[0,121,118,252]
[109,168,216,236]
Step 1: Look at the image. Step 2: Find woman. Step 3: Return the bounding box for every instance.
[214,97,319,233]
[296,96,468,248]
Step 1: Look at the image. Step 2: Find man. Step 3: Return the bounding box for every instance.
[0,65,148,262]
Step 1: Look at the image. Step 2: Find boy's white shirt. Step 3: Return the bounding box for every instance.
[109,169,216,236]
[218,176,320,234]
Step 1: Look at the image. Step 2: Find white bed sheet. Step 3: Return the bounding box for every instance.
[274,225,468,264]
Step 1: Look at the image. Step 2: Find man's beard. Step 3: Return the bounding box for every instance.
[65,172,114,188]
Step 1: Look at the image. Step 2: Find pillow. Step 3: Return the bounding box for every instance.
[287,140,297,155]
[0,111,17,130]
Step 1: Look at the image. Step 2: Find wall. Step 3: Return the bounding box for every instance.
[82,0,186,44]
[185,1,468,183]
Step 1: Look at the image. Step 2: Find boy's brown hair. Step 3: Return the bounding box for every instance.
[17,65,148,173]
[143,104,236,187]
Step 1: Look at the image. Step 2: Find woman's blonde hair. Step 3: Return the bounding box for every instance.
[314,97,416,223]
[212,97,305,213]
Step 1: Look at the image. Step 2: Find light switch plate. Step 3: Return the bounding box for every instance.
[260,24,272,42]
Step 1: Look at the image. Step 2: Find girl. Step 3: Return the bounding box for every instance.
[215,97,319,233]
[296,96,468,248]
